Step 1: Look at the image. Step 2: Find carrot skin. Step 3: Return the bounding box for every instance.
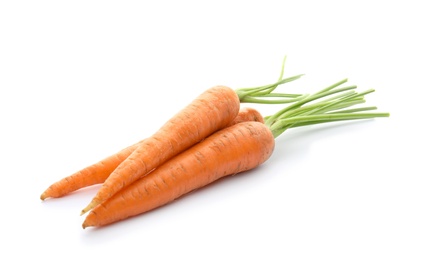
[231,107,264,125]
[40,144,138,200]
[82,121,275,228]
[40,107,263,200]
[81,86,241,214]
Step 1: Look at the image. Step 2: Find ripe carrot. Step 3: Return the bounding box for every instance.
[40,107,264,200]
[82,79,389,228]
[231,106,264,125]
[40,143,139,200]
[82,121,275,228]
[77,85,240,214]
[79,66,305,216]
[40,58,302,205]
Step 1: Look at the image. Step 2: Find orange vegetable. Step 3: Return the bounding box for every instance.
[78,85,241,214]
[40,143,137,200]
[42,59,304,210]
[39,59,389,230]
[82,121,275,228]
[231,107,264,125]
[40,107,264,200]
[83,78,389,228]
[79,61,307,214]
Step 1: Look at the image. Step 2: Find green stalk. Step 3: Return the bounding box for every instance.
[236,74,304,103]
[235,57,305,104]
[235,58,389,136]
[263,79,390,139]
[276,112,389,126]
[264,83,357,126]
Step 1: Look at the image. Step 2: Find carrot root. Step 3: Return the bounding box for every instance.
[80,86,241,214]
[40,144,138,200]
[82,121,275,228]
[40,107,265,202]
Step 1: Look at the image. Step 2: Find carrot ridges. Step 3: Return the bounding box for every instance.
[80,85,241,215]
[40,144,138,200]
[82,121,275,228]
[40,107,264,201]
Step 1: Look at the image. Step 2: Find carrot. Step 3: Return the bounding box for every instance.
[75,85,239,214]
[40,58,302,204]
[231,106,264,124]
[40,143,139,200]
[82,121,275,228]
[40,107,264,200]
[79,63,305,215]
[82,79,389,228]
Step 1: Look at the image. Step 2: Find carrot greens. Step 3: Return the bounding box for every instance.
[264,78,390,138]
[235,57,305,104]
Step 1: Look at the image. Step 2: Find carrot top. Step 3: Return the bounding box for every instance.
[263,78,390,138]
[234,57,305,104]
[233,57,389,136]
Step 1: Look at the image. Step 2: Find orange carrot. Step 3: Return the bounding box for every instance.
[40,143,139,200]
[231,107,264,125]
[42,59,304,208]
[83,78,389,228]
[79,60,307,214]
[40,107,264,200]
[82,121,275,228]
[79,86,242,214]
[79,77,304,215]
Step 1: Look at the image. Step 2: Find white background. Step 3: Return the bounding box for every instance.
[1,1,424,259]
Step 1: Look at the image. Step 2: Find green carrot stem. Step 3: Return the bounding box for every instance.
[236,74,304,103]
[282,99,367,119]
[328,106,378,114]
[287,115,378,128]
[300,89,375,117]
[235,57,306,104]
[316,78,349,94]
[260,93,304,98]
[270,112,389,138]
[275,90,359,120]
[277,56,287,82]
[264,85,358,126]
[279,112,390,125]
[261,74,390,139]
[236,95,306,104]
[238,60,389,137]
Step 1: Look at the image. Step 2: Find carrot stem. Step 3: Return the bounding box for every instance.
[236,57,305,104]
[237,94,305,104]
[236,74,304,104]
[264,79,390,138]
[278,112,389,125]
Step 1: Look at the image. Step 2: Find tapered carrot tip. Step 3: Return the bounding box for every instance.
[40,192,47,201]
[40,187,53,200]
[82,222,90,229]
[80,201,98,216]
[82,216,95,229]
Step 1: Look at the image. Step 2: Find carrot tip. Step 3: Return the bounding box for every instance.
[80,201,98,216]
[82,214,94,229]
[80,208,89,216]
[40,193,47,201]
